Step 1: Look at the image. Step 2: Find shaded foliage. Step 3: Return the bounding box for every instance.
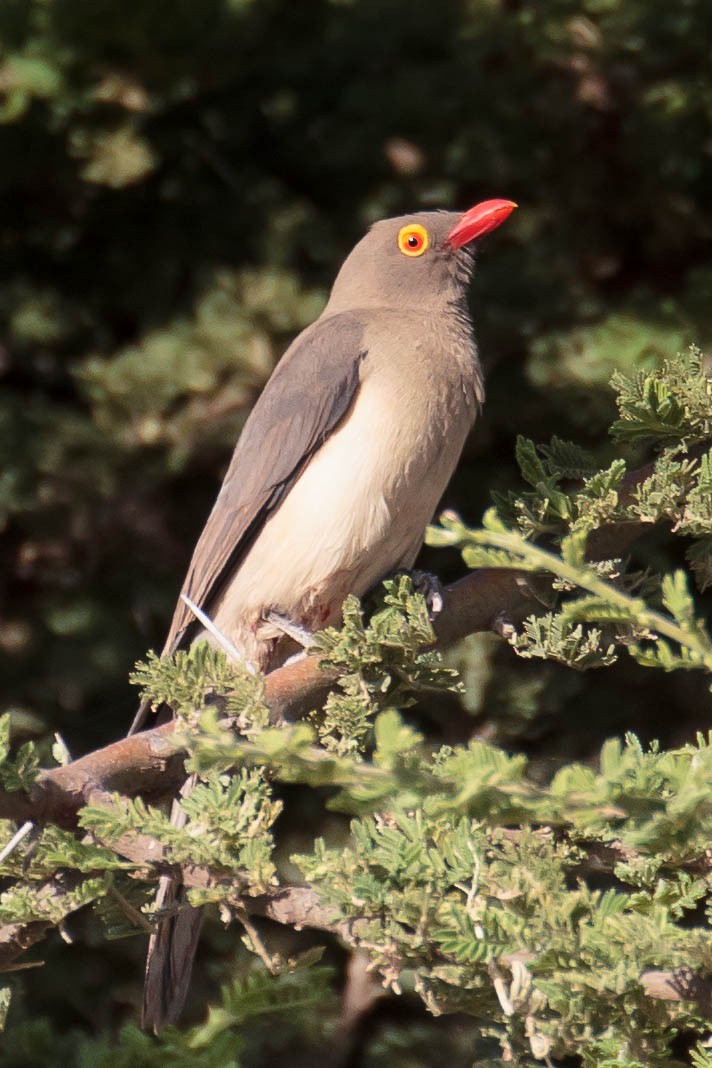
[1,0,712,1063]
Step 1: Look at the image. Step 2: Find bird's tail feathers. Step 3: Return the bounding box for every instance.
[142,785,202,1032]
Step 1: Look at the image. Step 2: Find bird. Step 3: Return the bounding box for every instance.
[138,198,516,1031]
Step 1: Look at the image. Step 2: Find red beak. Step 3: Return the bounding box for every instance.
[445,199,517,249]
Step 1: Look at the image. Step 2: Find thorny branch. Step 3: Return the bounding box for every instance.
[0,566,545,828]
[0,444,680,826]
[2,830,710,1013]
[0,450,710,1012]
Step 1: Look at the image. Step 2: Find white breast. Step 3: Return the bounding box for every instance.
[211,326,479,661]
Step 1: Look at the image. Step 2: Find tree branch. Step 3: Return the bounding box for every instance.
[0,447,706,1008]
[0,440,694,831]
[1,793,710,1017]
[3,834,709,1017]
[0,566,551,828]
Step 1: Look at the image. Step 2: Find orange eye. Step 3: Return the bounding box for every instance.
[397,223,429,257]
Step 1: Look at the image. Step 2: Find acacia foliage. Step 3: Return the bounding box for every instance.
[1,0,712,1063]
[2,0,712,741]
[0,351,710,1063]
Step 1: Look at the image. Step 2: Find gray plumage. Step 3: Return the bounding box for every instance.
[163,210,483,672]
[163,312,367,660]
[140,202,514,1031]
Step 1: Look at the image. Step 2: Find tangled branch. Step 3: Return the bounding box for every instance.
[1,446,710,1022]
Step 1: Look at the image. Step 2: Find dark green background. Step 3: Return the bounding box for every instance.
[1,0,711,1059]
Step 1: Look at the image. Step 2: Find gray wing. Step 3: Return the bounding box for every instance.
[163,311,366,652]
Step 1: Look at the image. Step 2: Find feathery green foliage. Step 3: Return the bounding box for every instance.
[314,576,461,756]
[2,0,712,1061]
[2,343,712,1059]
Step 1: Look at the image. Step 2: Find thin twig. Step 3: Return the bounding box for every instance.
[110,885,154,934]
[235,908,279,973]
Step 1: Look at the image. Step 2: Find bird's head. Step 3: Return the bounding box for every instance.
[325,199,517,314]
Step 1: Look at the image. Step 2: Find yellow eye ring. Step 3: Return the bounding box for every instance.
[397,223,429,257]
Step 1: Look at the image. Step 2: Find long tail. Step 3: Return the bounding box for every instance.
[138,604,266,1030]
[141,786,202,1032]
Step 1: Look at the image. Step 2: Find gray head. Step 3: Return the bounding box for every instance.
[324,200,516,314]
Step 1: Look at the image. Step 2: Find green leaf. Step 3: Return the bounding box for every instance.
[515,435,549,486]
[0,988,10,1033]
[560,528,589,567]
[661,570,696,629]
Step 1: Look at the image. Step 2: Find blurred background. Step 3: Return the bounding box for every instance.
[1,0,711,1059]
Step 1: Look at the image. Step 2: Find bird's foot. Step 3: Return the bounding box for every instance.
[265,610,316,649]
[390,568,444,621]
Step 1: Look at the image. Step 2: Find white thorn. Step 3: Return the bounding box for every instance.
[180,594,256,674]
[0,821,33,864]
[265,610,315,649]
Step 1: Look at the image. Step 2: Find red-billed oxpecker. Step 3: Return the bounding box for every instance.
[139,198,517,1031]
